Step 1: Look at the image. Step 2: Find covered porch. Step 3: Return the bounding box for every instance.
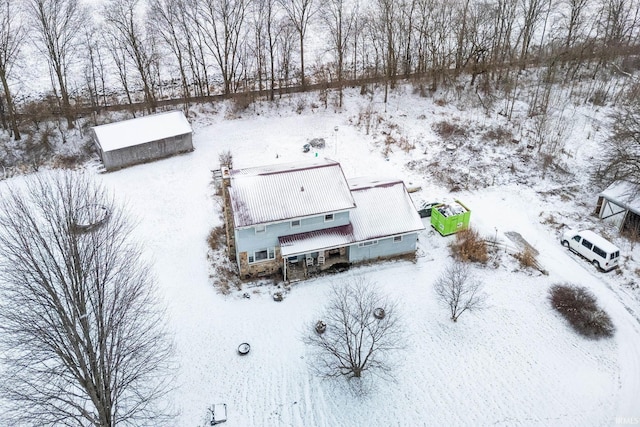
[279,225,354,282]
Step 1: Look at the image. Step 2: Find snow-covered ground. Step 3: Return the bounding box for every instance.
[7,84,640,425]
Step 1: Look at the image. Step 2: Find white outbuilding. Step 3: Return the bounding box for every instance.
[92,110,193,171]
[597,180,640,234]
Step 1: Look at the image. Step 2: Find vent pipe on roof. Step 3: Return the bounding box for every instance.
[301,186,304,192]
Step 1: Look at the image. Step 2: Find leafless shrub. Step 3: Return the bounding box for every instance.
[231,92,253,113]
[433,120,466,140]
[0,171,175,426]
[219,149,233,169]
[450,227,488,264]
[207,225,226,251]
[397,136,414,152]
[482,125,513,145]
[303,278,405,384]
[434,262,486,322]
[549,284,615,338]
[357,104,376,135]
[515,245,538,269]
[412,84,430,98]
[51,153,87,169]
[295,97,306,114]
[589,89,608,106]
[209,258,241,295]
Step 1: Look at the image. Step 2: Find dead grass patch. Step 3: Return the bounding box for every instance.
[207,225,226,251]
[433,120,467,140]
[450,227,488,264]
[515,246,538,269]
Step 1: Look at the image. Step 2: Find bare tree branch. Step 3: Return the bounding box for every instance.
[434,262,486,322]
[0,171,175,427]
[303,278,405,385]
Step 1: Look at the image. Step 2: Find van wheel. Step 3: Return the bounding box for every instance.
[561,240,569,248]
[592,260,601,270]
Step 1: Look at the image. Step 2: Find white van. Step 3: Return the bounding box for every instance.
[561,229,620,271]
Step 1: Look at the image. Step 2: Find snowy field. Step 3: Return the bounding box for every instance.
[8,86,640,425]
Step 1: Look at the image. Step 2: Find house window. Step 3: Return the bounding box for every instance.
[291,219,301,228]
[249,247,275,264]
[393,235,403,243]
[255,225,266,234]
[358,240,378,247]
[325,214,334,222]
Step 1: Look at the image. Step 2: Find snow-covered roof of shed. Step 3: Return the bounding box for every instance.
[92,110,192,152]
[228,158,356,227]
[348,178,425,241]
[600,180,640,213]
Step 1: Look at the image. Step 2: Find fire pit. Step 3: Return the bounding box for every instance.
[237,343,251,355]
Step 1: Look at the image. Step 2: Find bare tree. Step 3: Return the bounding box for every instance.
[278,0,315,88]
[518,0,549,68]
[434,262,486,322]
[303,278,405,382]
[252,0,283,100]
[149,0,192,101]
[26,0,87,129]
[277,20,296,90]
[194,0,248,96]
[595,108,640,186]
[106,30,137,114]
[0,171,175,426]
[322,0,359,106]
[562,0,590,49]
[82,21,109,112]
[0,0,22,141]
[488,0,518,80]
[102,0,159,112]
[374,0,400,100]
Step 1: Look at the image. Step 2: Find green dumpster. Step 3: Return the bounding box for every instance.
[430,200,471,236]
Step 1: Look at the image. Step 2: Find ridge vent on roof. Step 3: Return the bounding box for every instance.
[259,161,336,176]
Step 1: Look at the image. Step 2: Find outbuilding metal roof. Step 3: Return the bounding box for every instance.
[600,180,640,213]
[349,178,425,241]
[228,158,356,227]
[93,110,192,152]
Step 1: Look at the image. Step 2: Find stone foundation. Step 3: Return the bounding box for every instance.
[238,248,283,279]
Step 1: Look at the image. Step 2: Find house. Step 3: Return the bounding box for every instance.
[221,158,425,281]
[92,110,193,171]
[597,180,640,235]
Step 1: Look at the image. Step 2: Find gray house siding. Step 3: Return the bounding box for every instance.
[235,211,350,256]
[349,233,418,263]
[97,132,193,171]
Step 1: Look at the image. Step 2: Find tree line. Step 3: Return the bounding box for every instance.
[1,0,640,140]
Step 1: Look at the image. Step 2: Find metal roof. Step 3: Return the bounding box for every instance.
[348,178,425,241]
[600,180,640,213]
[93,110,192,152]
[279,224,355,257]
[228,158,356,227]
